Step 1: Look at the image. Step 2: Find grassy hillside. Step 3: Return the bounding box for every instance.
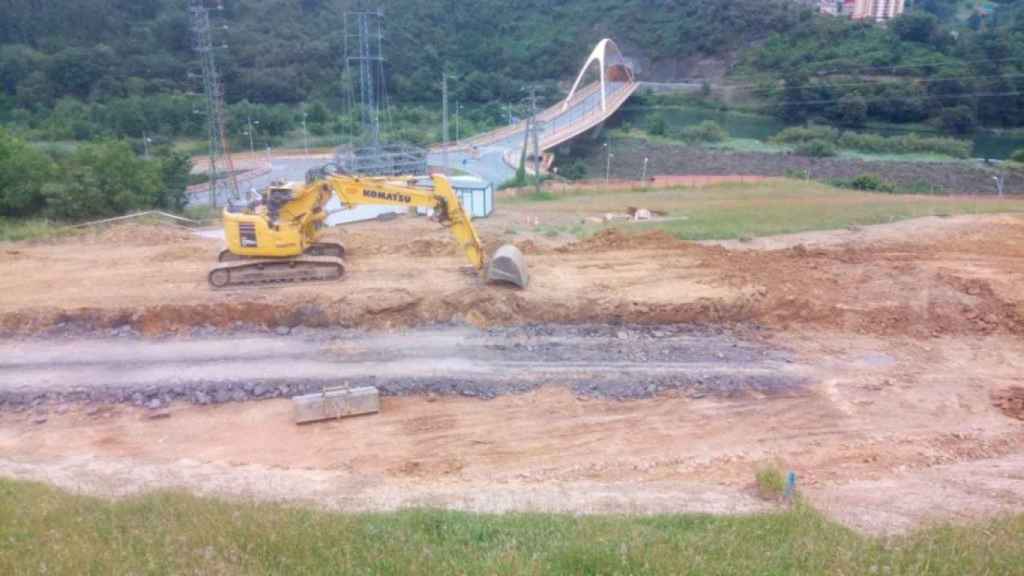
[2,478,1023,575]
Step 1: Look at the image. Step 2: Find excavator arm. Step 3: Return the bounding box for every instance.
[323,173,486,272]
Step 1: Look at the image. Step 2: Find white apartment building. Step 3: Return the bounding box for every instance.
[821,0,906,21]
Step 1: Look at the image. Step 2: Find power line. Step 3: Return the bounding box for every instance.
[715,56,1024,84]
[626,90,1024,112]
[721,72,1024,93]
[766,90,1024,108]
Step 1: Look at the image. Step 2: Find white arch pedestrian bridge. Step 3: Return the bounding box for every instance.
[437,39,638,179]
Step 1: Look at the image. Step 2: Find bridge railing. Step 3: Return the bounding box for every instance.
[444,81,615,152]
[539,81,637,151]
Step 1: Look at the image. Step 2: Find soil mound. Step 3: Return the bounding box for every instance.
[994,387,1024,421]
[89,223,199,246]
[401,239,459,257]
[558,229,693,254]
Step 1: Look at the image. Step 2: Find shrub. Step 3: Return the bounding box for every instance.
[559,159,587,181]
[776,126,970,159]
[646,112,667,136]
[794,139,837,157]
[678,120,727,143]
[837,132,970,158]
[772,125,838,145]
[832,174,896,193]
[1010,148,1024,163]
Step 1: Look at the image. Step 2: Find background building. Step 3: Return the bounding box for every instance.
[821,0,906,21]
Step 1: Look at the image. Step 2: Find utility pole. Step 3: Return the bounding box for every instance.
[455,102,462,144]
[604,142,613,185]
[245,116,258,159]
[302,112,309,159]
[442,71,449,173]
[641,157,649,184]
[142,132,151,159]
[530,87,541,196]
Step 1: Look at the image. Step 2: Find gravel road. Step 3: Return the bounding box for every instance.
[0,324,807,409]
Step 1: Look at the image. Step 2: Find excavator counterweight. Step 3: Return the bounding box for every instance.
[209,169,528,289]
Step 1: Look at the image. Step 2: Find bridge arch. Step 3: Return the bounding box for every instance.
[562,39,635,113]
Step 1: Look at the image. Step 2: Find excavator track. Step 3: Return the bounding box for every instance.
[208,255,346,288]
[218,241,345,263]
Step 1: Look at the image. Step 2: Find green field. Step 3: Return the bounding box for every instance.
[520,180,1024,241]
[1,479,1022,575]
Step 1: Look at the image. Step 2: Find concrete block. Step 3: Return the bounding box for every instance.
[292,386,380,425]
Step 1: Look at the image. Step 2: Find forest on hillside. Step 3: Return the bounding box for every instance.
[0,0,816,143]
[3,0,1024,142]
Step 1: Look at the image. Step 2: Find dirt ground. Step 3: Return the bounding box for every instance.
[2,328,1023,534]
[1,211,1022,338]
[1,208,1023,534]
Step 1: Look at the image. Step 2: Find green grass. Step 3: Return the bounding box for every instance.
[517,180,1024,241]
[182,204,221,224]
[834,150,972,163]
[635,186,1024,241]
[756,464,788,500]
[708,137,791,154]
[0,218,72,242]
[613,130,971,162]
[2,479,1024,575]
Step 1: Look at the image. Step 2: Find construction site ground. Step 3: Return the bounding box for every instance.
[1,190,1024,535]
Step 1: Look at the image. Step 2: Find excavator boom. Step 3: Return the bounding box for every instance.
[208,170,528,289]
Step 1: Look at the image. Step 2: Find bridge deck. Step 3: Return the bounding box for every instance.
[444,79,638,156]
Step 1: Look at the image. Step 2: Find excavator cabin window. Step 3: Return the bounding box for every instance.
[265,187,294,223]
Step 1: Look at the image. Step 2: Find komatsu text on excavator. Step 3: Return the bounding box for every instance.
[208,165,528,289]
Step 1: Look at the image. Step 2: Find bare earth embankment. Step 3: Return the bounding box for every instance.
[1,193,1023,535]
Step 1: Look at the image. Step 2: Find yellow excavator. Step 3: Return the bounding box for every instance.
[208,165,528,289]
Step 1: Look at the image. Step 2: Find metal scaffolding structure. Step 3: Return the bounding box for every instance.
[189,0,239,206]
[336,143,428,177]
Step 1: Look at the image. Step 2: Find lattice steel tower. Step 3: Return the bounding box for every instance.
[336,6,426,177]
[345,8,387,147]
[190,0,238,206]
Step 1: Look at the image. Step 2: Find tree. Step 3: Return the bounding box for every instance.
[939,105,977,135]
[305,101,329,126]
[45,47,105,99]
[0,128,54,217]
[835,94,867,128]
[155,149,191,211]
[915,0,958,22]
[44,141,162,220]
[890,11,940,44]
[778,73,810,124]
[0,44,44,95]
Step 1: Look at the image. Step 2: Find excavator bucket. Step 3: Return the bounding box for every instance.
[486,244,529,289]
